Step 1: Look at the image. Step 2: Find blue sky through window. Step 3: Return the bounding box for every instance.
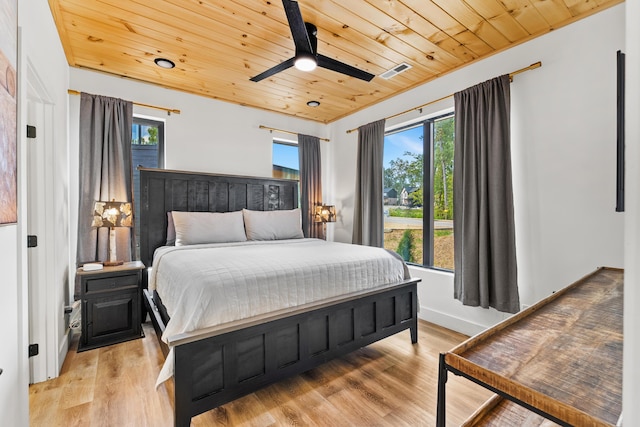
[273,142,299,170]
[384,125,423,168]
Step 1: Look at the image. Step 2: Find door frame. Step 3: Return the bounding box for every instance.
[25,58,60,383]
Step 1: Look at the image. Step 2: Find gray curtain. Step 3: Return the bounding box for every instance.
[77,93,134,265]
[352,119,385,247]
[298,134,323,238]
[453,74,519,313]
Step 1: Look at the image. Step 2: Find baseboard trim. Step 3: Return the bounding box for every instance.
[418,305,489,337]
[57,331,70,375]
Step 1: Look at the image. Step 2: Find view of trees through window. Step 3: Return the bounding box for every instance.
[133,123,159,146]
[383,114,455,270]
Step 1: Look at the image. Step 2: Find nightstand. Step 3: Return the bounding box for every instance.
[76,261,145,352]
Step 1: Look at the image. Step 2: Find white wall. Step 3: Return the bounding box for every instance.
[0,225,23,423]
[0,0,22,422]
[330,5,626,335]
[624,0,639,424]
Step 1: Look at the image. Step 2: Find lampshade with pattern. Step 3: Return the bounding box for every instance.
[314,205,336,223]
[92,201,133,228]
[92,200,132,265]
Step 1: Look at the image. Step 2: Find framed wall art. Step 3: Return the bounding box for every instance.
[0,0,17,225]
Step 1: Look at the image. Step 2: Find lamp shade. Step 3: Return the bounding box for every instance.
[92,201,133,228]
[314,205,336,223]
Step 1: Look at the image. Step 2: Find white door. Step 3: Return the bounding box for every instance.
[26,64,58,383]
[27,96,45,382]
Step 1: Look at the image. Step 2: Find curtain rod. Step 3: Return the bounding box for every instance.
[259,125,330,142]
[346,61,541,134]
[67,89,181,115]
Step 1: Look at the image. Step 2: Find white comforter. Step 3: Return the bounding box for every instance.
[149,238,409,385]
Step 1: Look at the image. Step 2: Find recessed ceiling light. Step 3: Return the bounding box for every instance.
[307,100,320,107]
[154,58,175,69]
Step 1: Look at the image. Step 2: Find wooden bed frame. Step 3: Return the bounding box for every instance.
[138,167,420,427]
[436,267,623,426]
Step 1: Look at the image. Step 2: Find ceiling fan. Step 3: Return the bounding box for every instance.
[250,0,375,82]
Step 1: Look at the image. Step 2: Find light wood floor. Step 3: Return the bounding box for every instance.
[29,320,492,426]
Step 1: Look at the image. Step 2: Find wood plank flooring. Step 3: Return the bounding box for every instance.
[29,320,493,426]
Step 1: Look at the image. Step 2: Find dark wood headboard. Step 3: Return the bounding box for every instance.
[138,167,299,277]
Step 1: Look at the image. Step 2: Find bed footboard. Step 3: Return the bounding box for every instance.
[171,279,419,427]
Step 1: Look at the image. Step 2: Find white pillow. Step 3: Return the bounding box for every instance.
[243,208,304,240]
[166,212,176,245]
[172,211,247,246]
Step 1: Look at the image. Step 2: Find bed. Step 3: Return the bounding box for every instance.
[138,167,420,427]
[436,267,623,426]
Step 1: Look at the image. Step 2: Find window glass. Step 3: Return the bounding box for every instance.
[132,123,159,146]
[383,113,454,270]
[432,115,455,270]
[131,117,165,257]
[273,140,299,180]
[383,125,424,265]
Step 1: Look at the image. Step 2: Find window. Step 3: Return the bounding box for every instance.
[383,113,455,270]
[272,140,299,180]
[131,116,165,256]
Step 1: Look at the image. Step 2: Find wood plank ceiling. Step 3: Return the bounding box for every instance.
[48,0,622,123]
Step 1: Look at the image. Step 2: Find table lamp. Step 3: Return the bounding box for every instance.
[92,200,132,266]
[314,204,336,239]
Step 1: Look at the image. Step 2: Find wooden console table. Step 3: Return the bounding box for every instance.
[437,267,623,426]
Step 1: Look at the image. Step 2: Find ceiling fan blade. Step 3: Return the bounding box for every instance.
[282,0,314,54]
[250,57,296,82]
[317,54,375,82]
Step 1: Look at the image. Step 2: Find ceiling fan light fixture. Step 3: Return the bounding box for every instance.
[294,54,317,72]
[154,58,175,69]
[249,1,373,82]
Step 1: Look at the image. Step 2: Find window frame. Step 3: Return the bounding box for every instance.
[384,111,454,272]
